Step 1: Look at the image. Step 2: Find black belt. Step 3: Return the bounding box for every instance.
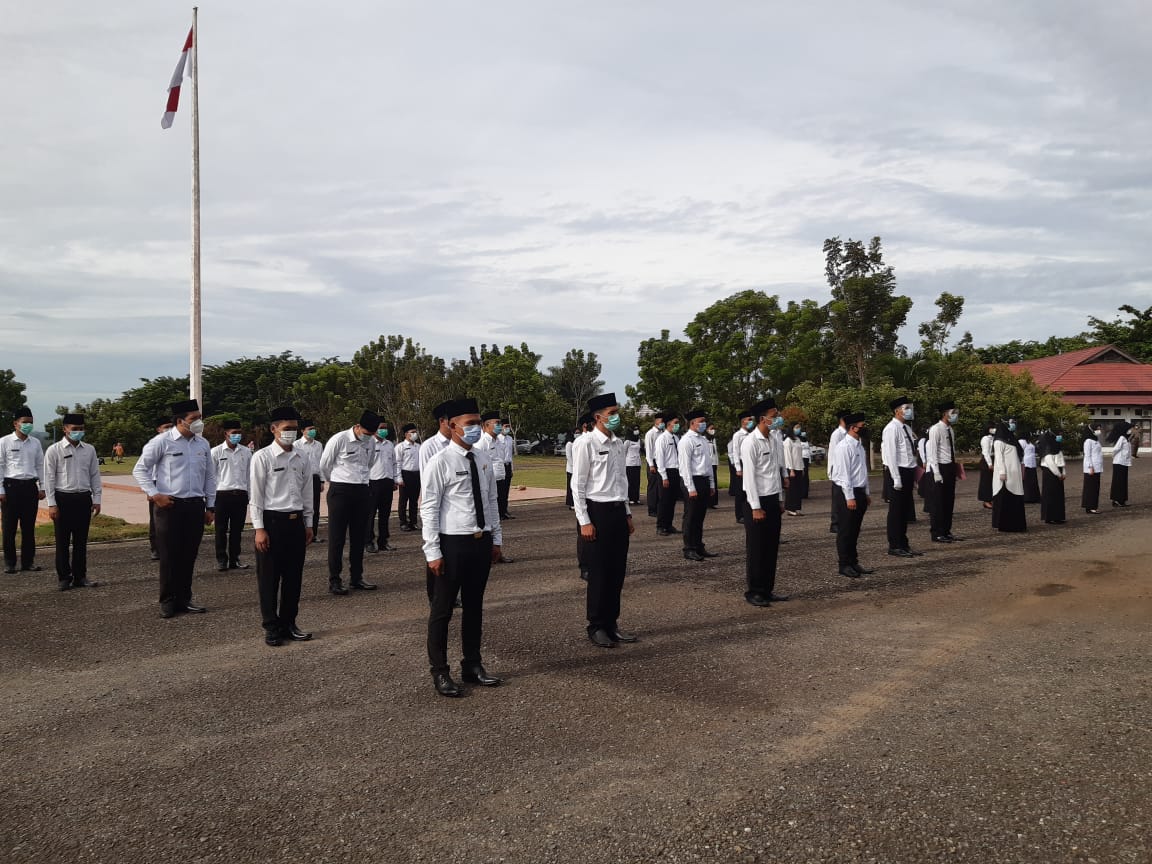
[54,490,92,496]
[216,489,248,495]
[3,478,37,487]
[263,510,303,522]
[587,500,627,510]
[170,496,206,503]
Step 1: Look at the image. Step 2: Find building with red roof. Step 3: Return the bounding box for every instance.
[1006,343,1152,447]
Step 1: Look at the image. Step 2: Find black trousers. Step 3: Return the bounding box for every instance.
[366,477,395,545]
[928,463,957,538]
[155,497,206,612]
[657,468,681,531]
[398,470,420,527]
[832,486,869,567]
[785,470,804,512]
[311,476,322,534]
[886,466,916,551]
[626,465,641,503]
[681,474,710,552]
[576,520,590,572]
[801,458,811,498]
[1,479,39,568]
[710,466,719,507]
[498,463,513,515]
[1041,468,1066,523]
[214,490,248,565]
[731,470,746,522]
[148,499,158,555]
[646,466,661,515]
[256,511,305,633]
[326,482,369,583]
[1081,473,1101,511]
[744,495,782,597]
[54,490,93,583]
[427,532,492,674]
[565,472,574,507]
[1110,465,1129,505]
[584,501,630,633]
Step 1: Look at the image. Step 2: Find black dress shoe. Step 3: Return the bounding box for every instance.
[59,581,72,591]
[579,568,589,582]
[501,513,515,520]
[854,565,875,575]
[461,664,502,686]
[699,549,719,558]
[217,562,229,571]
[72,579,99,588]
[610,629,639,643]
[149,552,159,561]
[768,593,791,602]
[20,565,42,572]
[313,537,326,543]
[350,580,377,590]
[365,542,378,553]
[657,528,672,536]
[329,582,348,595]
[744,592,771,607]
[665,526,681,534]
[265,632,283,647]
[888,548,915,558]
[183,603,208,613]
[229,561,251,570]
[160,606,180,619]
[377,542,395,552]
[495,554,515,564]
[683,550,705,562]
[932,535,953,543]
[588,629,616,648]
[433,672,462,697]
[944,534,964,542]
[283,625,312,641]
[4,565,17,574]
[906,548,924,557]
[838,566,861,579]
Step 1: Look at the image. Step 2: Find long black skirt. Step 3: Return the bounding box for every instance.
[1040,468,1065,524]
[918,469,934,514]
[1022,467,1041,503]
[978,459,993,503]
[1110,465,1129,505]
[785,472,803,512]
[992,489,1027,532]
[801,458,811,498]
[1081,473,1101,511]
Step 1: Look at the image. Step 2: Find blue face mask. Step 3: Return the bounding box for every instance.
[744,420,755,431]
[695,420,708,434]
[771,416,785,430]
[492,423,503,435]
[1008,421,1017,433]
[1055,435,1063,443]
[902,407,914,421]
[461,425,482,445]
[657,422,666,431]
[68,430,85,442]
[228,433,242,445]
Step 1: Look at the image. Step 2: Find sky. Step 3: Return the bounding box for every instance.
[3,1,1151,425]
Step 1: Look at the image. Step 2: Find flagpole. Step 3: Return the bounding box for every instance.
[190,6,202,405]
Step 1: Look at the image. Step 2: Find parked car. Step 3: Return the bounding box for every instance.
[808,445,827,464]
[515,439,533,454]
[553,437,568,457]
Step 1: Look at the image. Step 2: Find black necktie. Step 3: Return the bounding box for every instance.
[904,426,922,466]
[947,428,955,461]
[466,451,485,530]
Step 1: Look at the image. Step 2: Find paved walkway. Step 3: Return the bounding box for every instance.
[38,474,565,525]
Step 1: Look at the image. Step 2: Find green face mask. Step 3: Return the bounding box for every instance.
[376,428,389,439]
[19,422,33,435]
[672,423,681,434]
[605,413,622,432]
[306,429,317,439]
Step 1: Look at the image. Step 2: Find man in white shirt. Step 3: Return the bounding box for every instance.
[147,417,175,560]
[625,427,643,504]
[419,402,454,602]
[395,423,421,531]
[44,412,102,590]
[1,406,45,573]
[678,408,717,561]
[654,413,683,536]
[475,411,514,564]
[133,398,217,618]
[829,411,873,579]
[497,417,515,519]
[644,411,668,517]
[319,409,379,594]
[826,411,849,534]
[421,397,503,697]
[248,406,314,647]
[366,418,401,554]
[571,392,636,648]
[881,396,923,559]
[295,420,324,543]
[740,399,789,606]
[211,418,252,572]
[728,409,755,524]
[926,400,963,543]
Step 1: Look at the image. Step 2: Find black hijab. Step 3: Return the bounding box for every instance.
[994,421,1023,458]
[1110,420,1132,444]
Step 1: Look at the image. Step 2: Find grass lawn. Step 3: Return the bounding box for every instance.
[36,514,151,546]
[512,455,832,491]
[99,456,140,476]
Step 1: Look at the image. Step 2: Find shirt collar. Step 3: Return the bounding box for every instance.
[591,427,612,445]
[448,440,470,457]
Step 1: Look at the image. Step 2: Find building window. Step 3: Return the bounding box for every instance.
[1114,408,1122,416]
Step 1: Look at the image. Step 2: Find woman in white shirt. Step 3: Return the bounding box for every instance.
[1110,421,1133,507]
[1037,431,1067,524]
[1020,431,1041,504]
[991,422,1027,533]
[1081,424,1104,513]
[625,428,642,505]
[799,432,812,499]
[783,428,806,515]
[978,423,996,510]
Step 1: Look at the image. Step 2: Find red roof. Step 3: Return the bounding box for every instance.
[1003,344,1152,404]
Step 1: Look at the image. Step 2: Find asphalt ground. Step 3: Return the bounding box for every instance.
[1,463,1148,864]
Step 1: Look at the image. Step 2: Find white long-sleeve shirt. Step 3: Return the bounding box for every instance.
[644,425,662,468]
[418,432,451,474]
[247,441,314,529]
[420,442,502,562]
[133,427,217,506]
[926,420,957,476]
[396,438,421,473]
[740,427,783,507]
[1,432,44,483]
[1112,435,1133,467]
[728,428,749,474]
[784,436,805,472]
[678,428,714,485]
[625,439,641,467]
[211,442,252,492]
[570,427,631,526]
[992,440,1024,496]
[473,433,507,481]
[1041,451,1066,478]
[1083,438,1104,474]
[830,434,870,498]
[320,428,375,484]
[980,434,995,466]
[564,438,576,473]
[369,438,402,482]
[293,436,323,477]
[654,429,680,480]
[43,439,101,506]
[881,418,919,487]
[496,433,515,465]
[1020,440,1037,469]
[826,425,847,474]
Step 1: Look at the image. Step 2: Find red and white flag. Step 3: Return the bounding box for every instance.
[161,27,194,129]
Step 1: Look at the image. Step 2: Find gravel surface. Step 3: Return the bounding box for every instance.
[1,463,1148,863]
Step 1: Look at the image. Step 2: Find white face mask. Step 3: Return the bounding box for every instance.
[188,419,205,435]
[278,430,298,445]
[902,407,914,421]
[947,411,959,424]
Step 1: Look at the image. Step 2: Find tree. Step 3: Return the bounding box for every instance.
[1087,304,1152,362]
[627,330,696,415]
[974,335,1097,365]
[467,343,561,435]
[290,363,367,436]
[824,236,913,388]
[0,369,27,410]
[547,349,604,426]
[352,335,451,429]
[917,292,965,354]
[202,352,320,424]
